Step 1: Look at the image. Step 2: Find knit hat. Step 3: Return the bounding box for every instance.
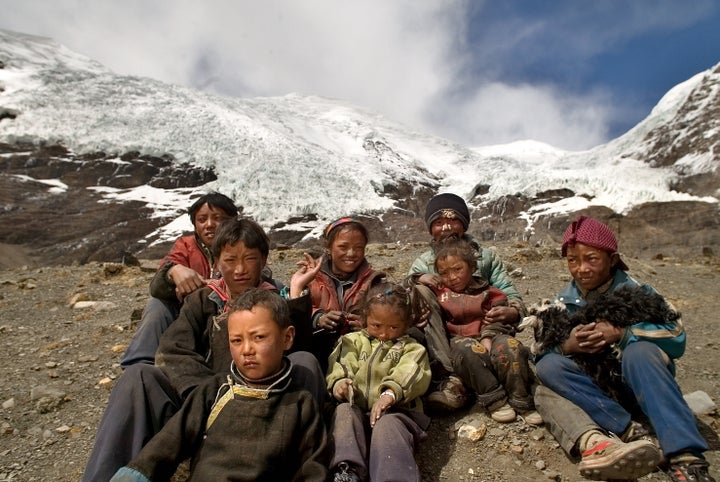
[561,215,629,270]
[424,193,470,232]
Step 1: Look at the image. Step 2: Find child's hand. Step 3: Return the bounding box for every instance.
[169,265,207,301]
[564,323,606,354]
[370,391,395,427]
[594,320,624,344]
[318,311,347,332]
[480,337,492,352]
[333,378,353,402]
[417,274,443,290]
[345,313,363,331]
[484,306,519,324]
[289,253,322,299]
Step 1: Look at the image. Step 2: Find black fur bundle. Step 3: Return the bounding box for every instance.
[519,286,680,399]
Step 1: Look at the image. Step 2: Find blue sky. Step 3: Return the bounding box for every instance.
[1,0,718,150]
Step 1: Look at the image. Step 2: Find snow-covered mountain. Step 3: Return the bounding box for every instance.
[0,29,718,264]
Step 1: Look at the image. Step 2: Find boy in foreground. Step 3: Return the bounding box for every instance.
[111,289,328,481]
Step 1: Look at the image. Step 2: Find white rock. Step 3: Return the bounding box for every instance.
[684,390,716,415]
[2,398,15,409]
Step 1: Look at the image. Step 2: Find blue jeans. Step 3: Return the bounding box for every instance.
[535,341,708,457]
[120,297,179,367]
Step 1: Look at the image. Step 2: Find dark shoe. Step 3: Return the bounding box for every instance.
[331,461,361,482]
[426,375,468,411]
[578,434,661,480]
[621,420,655,444]
[667,458,716,482]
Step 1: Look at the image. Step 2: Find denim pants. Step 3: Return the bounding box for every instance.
[535,341,708,457]
[120,297,179,367]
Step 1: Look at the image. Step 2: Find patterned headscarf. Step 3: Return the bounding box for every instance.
[561,215,629,270]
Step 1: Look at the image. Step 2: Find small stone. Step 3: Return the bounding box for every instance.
[535,460,546,470]
[78,355,98,362]
[510,444,523,454]
[67,293,90,307]
[55,425,71,433]
[45,361,59,368]
[30,385,66,401]
[42,429,53,440]
[111,344,127,353]
[98,377,114,390]
[2,398,15,409]
[457,421,487,442]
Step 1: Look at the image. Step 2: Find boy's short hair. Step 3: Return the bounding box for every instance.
[211,217,270,259]
[228,288,290,329]
[434,238,477,272]
[188,192,238,223]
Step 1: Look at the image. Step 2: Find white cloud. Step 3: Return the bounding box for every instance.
[433,82,613,150]
[0,0,715,151]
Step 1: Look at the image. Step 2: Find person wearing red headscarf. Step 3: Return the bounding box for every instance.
[533,216,713,482]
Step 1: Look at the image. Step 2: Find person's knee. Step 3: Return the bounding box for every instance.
[622,341,670,375]
[120,364,159,389]
[371,414,405,440]
[534,353,569,384]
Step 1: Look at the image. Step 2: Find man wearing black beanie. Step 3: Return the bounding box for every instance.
[408,192,527,413]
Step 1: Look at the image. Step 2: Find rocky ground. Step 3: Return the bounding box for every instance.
[0,240,718,481]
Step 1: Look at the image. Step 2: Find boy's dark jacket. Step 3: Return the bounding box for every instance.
[114,360,328,481]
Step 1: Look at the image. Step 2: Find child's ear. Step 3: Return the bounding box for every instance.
[283,326,295,350]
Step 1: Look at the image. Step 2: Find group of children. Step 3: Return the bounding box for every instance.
[94,192,713,482]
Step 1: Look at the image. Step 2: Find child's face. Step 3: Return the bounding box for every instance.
[228,306,294,380]
[430,216,464,242]
[217,242,267,297]
[192,203,232,248]
[566,242,617,291]
[436,254,473,292]
[328,227,366,276]
[365,304,408,342]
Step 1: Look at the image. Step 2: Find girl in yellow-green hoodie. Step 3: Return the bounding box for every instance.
[326,282,431,482]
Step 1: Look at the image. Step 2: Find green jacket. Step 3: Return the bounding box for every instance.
[326,330,431,413]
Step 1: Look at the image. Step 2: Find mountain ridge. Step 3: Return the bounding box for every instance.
[0,29,718,267]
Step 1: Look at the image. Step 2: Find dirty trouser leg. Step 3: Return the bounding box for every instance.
[329,403,369,478]
[450,336,505,408]
[120,297,179,367]
[534,384,599,456]
[369,412,427,482]
[414,285,453,373]
[81,364,181,482]
[490,335,534,411]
